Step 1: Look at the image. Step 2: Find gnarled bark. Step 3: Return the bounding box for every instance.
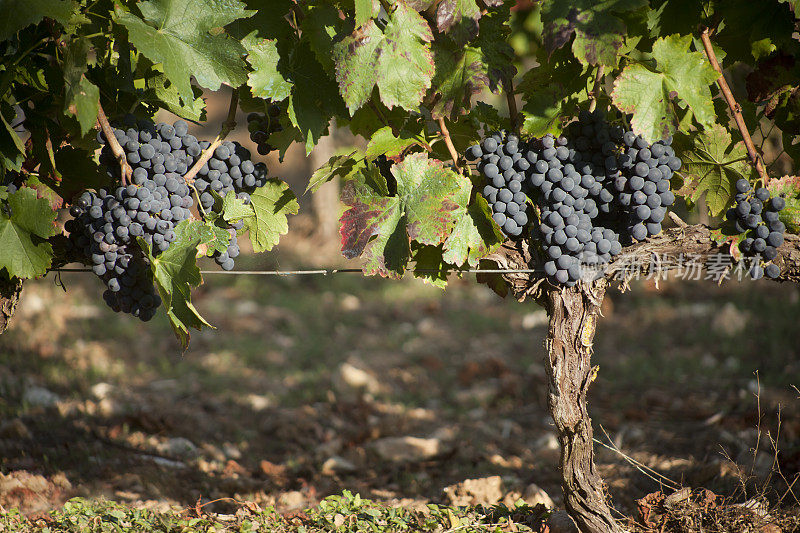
[0,275,23,334]
[483,223,800,533]
[545,281,623,533]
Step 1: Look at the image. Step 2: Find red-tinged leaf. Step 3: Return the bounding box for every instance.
[340,193,401,260]
[541,0,647,67]
[709,227,745,262]
[334,1,434,114]
[339,153,470,277]
[436,0,480,44]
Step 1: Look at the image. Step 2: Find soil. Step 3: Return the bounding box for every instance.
[1,235,800,530]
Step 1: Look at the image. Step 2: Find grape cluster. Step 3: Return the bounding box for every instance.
[466,110,681,286]
[727,178,785,279]
[65,117,203,319]
[98,115,199,184]
[192,140,266,270]
[247,104,282,156]
[65,189,163,321]
[193,141,269,211]
[466,133,529,237]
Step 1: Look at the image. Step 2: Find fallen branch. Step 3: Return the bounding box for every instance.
[437,117,461,171]
[699,29,769,185]
[97,103,132,185]
[182,88,239,185]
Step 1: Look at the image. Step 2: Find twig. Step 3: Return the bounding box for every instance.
[699,29,769,185]
[182,88,239,185]
[97,103,132,185]
[668,211,688,228]
[588,66,605,113]
[502,74,519,134]
[437,117,461,171]
[368,100,389,128]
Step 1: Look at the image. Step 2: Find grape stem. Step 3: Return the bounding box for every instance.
[182,88,239,186]
[502,74,519,134]
[699,29,769,185]
[588,66,605,113]
[97,103,133,185]
[437,117,461,171]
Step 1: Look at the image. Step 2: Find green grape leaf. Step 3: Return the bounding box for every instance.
[355,0,378,27]
[237,180,298,252]
[674,124,752,217]
[202,220,233,255]
[473,4,515,92]
[518,50,586,137]
[285,42,342,153]
[0,0,77,40]
[334,1,434,114]
[339,152,470,278]
[143,67,206,121]
[429,40,488,120]
[612,34,719,142]
[233,0,293,41]
[442,195,504,267]
[114,0,253,103]
[540,0,647,67]
[714,1,796,63]
[0,106,25,172]
[62,38,100,135]
[436,0,480,44]
[412,244,451,289]
[307,151,364,193]
[364,127,421,159]
[467,101,506,132]
[0,187,58,279]
[303,4,345,73]
[143,220,216,350]
[766,175,800,233]
[243,36,292,101]
[221,190,255,224]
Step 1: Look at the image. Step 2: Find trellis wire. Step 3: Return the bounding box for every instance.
[49,267,544,275]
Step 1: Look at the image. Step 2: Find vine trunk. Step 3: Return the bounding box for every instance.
[545,281,625,533]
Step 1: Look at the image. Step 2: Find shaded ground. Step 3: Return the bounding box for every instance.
[1,242,800,530]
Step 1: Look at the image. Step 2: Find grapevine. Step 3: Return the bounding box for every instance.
[0,1,798,532]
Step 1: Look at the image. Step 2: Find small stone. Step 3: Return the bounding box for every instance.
[522,483,554,508]
[247,394,271,411]
[222,443,241,460]
[322,456,357,475]
[443,476,504,506]
[279,490,305,510]
[333,362,382,395]
[711,302,748,336]
[340,294,360,311]
[369,436,443,462]
[160,437,198,458]
[23,386,60,407]
[548,510,578,533]
[91,382,114,400]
